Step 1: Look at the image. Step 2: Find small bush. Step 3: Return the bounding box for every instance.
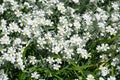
[0,0,120,80]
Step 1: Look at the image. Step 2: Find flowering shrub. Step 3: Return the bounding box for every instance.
[0,0,120,80]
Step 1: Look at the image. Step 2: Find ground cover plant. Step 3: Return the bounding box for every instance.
[0,0,120,80]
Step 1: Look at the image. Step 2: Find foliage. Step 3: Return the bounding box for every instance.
[0,0,120,80]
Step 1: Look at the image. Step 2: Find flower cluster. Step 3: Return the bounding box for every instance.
[0,0,120,79]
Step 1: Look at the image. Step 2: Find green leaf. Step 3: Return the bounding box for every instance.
[54,75,63,80]
[18,72,27,80]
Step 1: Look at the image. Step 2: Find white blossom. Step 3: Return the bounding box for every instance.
[99,66,110,76]
[86,74,95,80]
[53,64,61,70]
[107,76,116,80]
[31,72,40,79]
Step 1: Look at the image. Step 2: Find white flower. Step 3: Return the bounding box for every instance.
[53,64,61,70]
[0,35,10,44]
[7,47,16,55]
[70,35,83,46]
[107,76,116,80]
[0,0,119,79]
[37,37,46,47]
[82,13,92,25]
[16,57,25,70]
[96,43,110,52]
[31,72,40,79]
[55,58,62,64]
[111,58,119,66]
[101,13,108,21]
[100,0,104,3]
[90,0,95,2]
[14,10,22,17]
[72,0,79,3]
[59,16,67,24]
[100,54,108,62]
[97,8,103,12]
[57,27,66,36]
[45,20,53,26]
[46,57,54,64]
[46,9,53,15]
[11,1,19,11]
[1,19,7,27]
[83,32,91,40]
[64,48,74,56]
[0,4,6,14]
[111,12,119,22]
[90,0,98,2]
[0,70,8,80]
[52,46,61,54]
[29,56,37,65]
[2,53,16,64]
[77,48,90,59]
[44,32,52,40]
[57,3,66,13]
[50,0,59,4]
[106,26,117,35]
[74,79,79,80]
[98,22,106,32]
[14,38,21,45]
[22,27,31,37]
[81,52,91,59]
[112,2,119,10]
[73,20,81,30]
[95,13,101,21]
[9,22,20,32]
[34,31,40,37]
[86,74,95,80]
[99,77,105,80]
[99,66,110,76]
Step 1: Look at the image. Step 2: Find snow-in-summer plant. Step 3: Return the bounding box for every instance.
[0,0,120,79]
